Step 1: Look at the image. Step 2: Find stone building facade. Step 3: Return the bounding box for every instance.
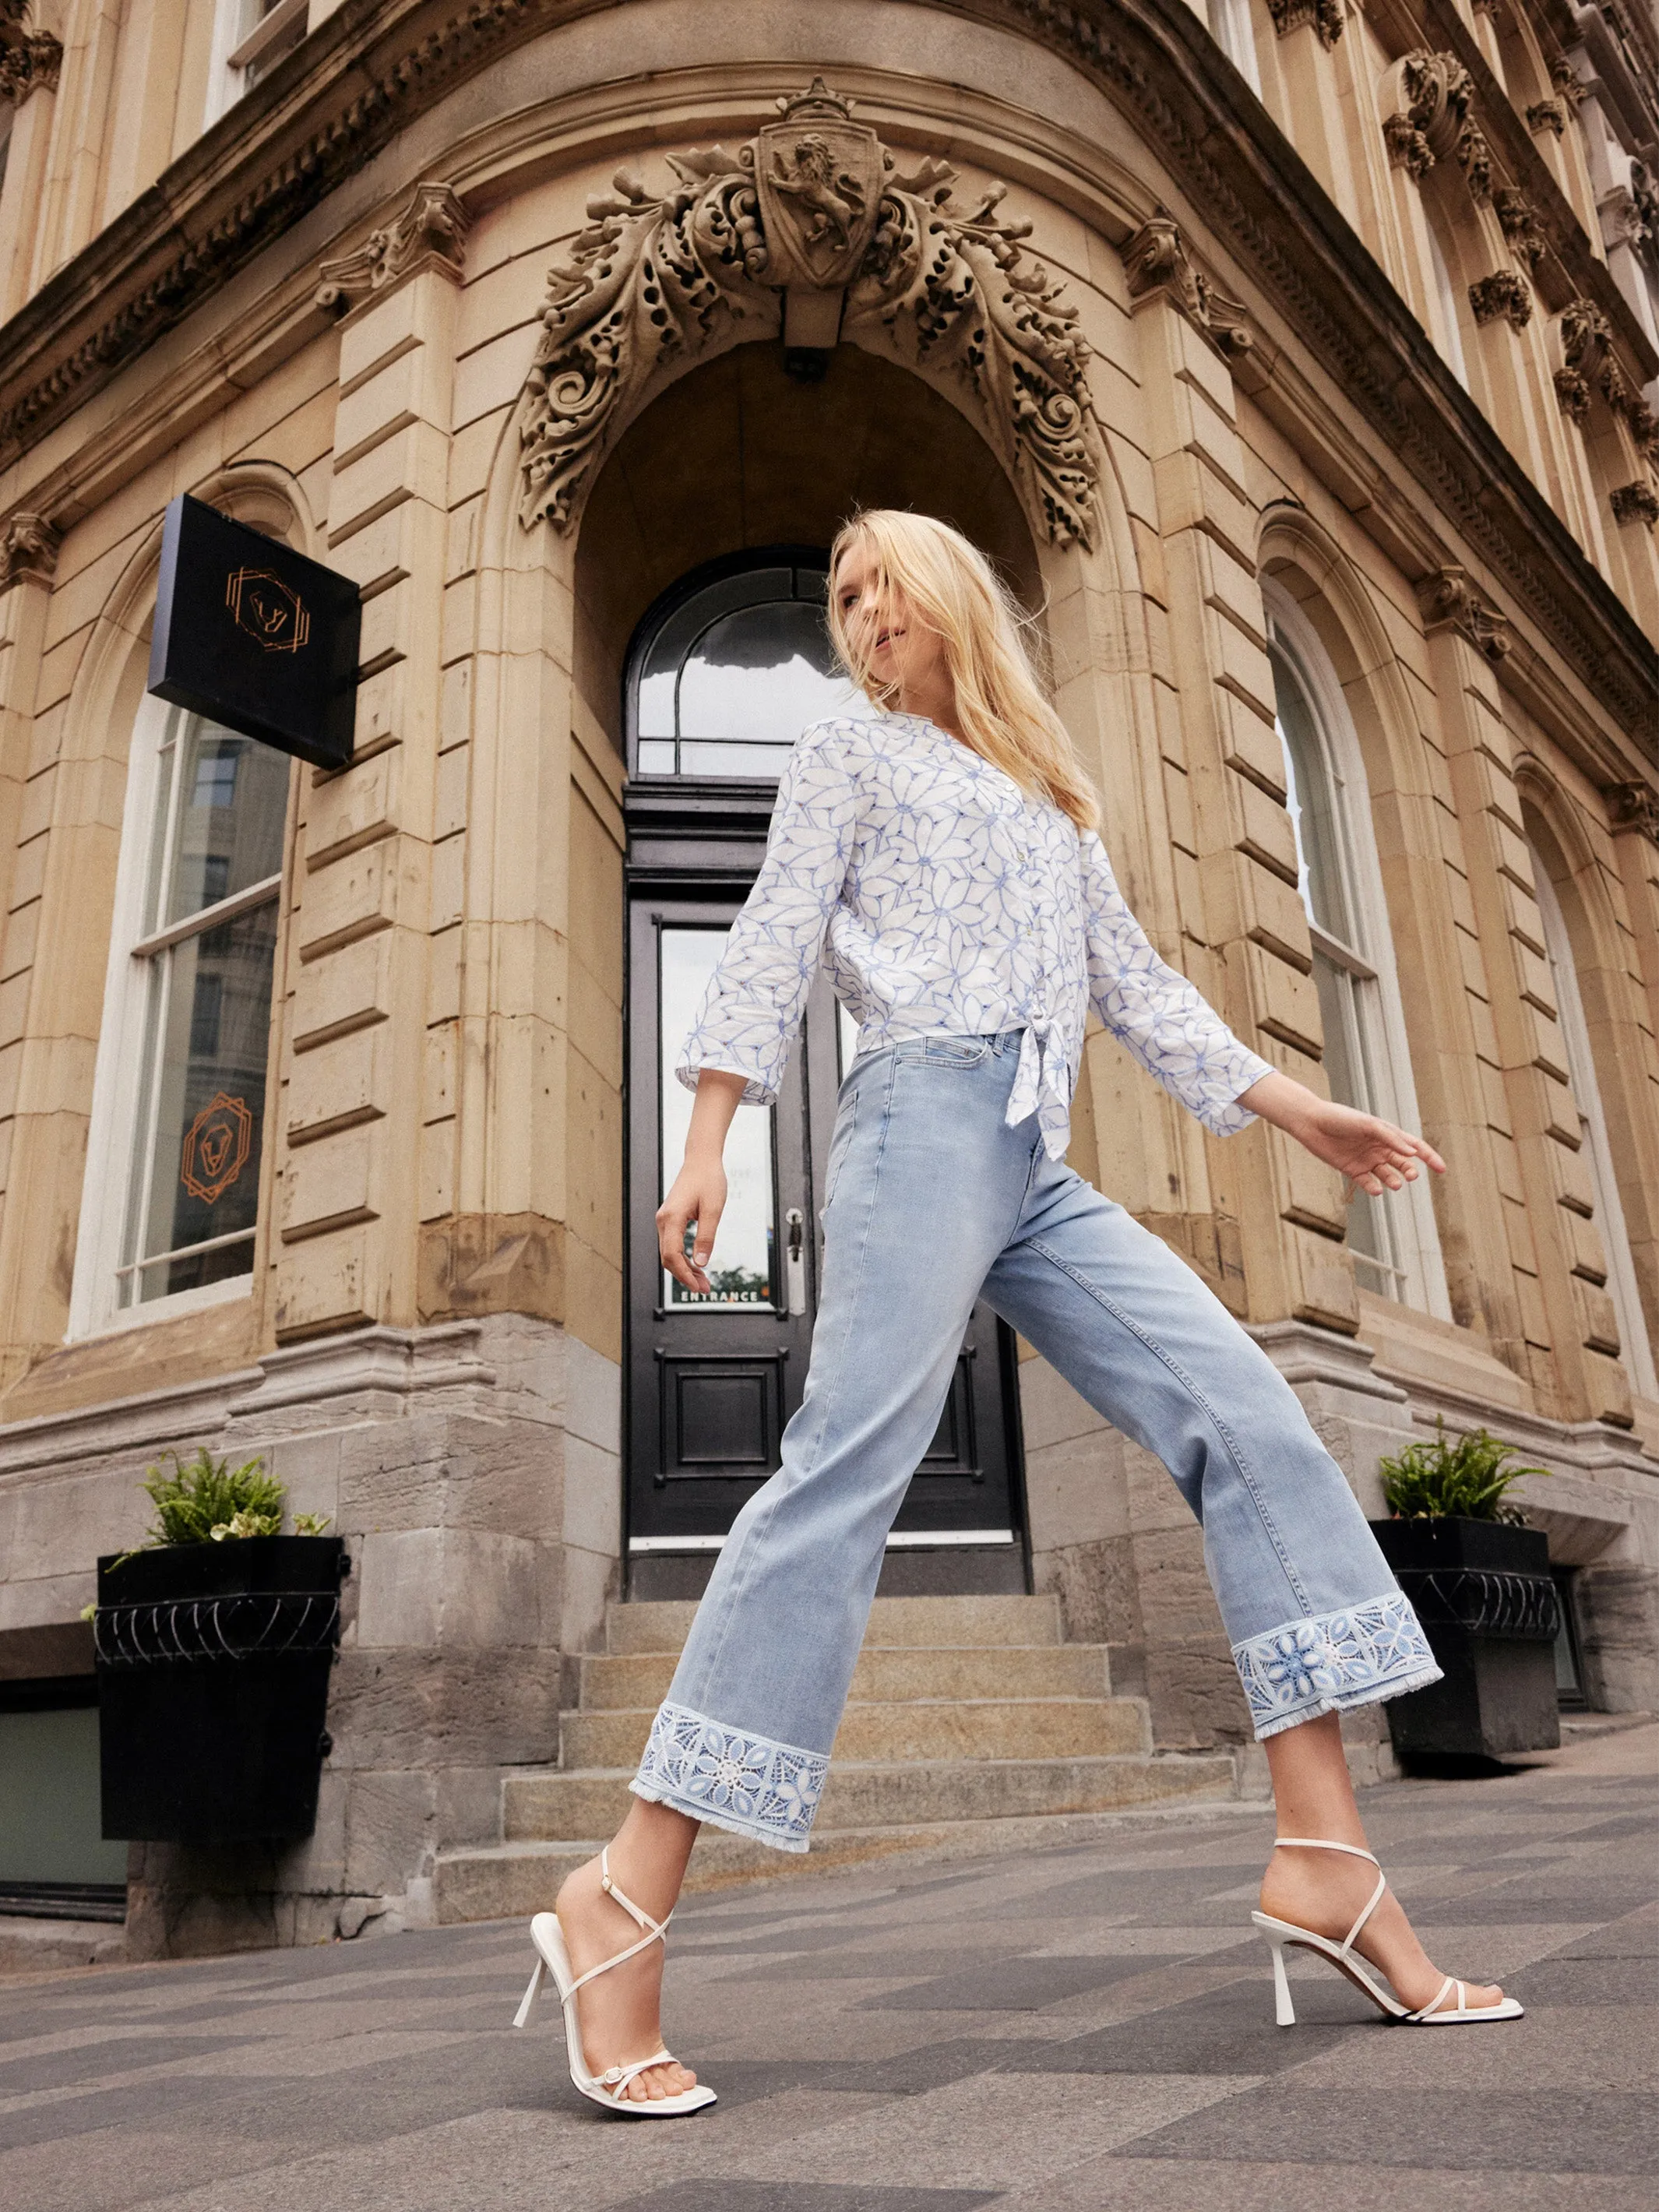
[0,0,1655,1957]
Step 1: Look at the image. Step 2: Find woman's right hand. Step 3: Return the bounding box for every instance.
[657,1156,728,1296]
[656,1069,747,1294]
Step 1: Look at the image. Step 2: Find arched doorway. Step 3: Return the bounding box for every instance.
[576,347,1038,1594]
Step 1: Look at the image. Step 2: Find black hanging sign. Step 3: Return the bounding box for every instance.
[147,495,361,771]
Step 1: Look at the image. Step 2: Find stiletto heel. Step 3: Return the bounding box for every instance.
[1268,1937,1296,2027]
[1251,1836,1522,2026]
[510,1845,717,2117]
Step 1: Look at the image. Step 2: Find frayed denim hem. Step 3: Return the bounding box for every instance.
[629,1699,826,1854]
[1234,1590,1442,1742]
[628,1776,811,1854]
[1250,1664,1446,1742]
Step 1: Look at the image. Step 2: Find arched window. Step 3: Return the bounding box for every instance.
[1265,594,1449,1315]
[1424,214,1471,389]
[69,696,287,1332]
[1206,0,1262,93]
[629,552,860,781]
[1527,837,1659,1399]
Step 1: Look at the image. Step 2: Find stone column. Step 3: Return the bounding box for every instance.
[273,184,468,1340]
[0,32,62,322]
[1422,571,1630,1425]
[1125,216,1355,1337]
[0,512,60,1396]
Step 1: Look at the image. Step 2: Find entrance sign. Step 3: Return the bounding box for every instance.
[147,495,361,771]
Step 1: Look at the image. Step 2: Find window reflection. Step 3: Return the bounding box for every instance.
[634,562,861,780]
[660,928,778,1308]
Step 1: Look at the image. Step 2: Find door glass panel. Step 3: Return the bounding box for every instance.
[660,928,778,1308]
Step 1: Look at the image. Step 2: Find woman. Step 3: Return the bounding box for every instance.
[513,510,1520,2115]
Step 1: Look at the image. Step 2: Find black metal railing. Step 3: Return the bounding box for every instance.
[1396,1568,1559,1642]
[93,1592,340,1668]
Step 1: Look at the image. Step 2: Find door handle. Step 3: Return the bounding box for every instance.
[784,1207,807,1316]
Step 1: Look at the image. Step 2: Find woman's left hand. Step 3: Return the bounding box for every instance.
[1238,1072,1446,1196]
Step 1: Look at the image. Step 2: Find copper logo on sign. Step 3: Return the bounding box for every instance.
[225,566,311,653]
[181,1093,254,1204]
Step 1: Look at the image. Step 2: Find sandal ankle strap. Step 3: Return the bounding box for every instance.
[1272,1835,1387,1959]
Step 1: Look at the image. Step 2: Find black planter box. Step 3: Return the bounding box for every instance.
[95,1537,346,1843]
[1371,1516,1560,1758]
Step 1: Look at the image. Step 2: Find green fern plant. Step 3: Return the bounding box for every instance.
[1379,1417,1550,1524]
[138,1448,287,1546]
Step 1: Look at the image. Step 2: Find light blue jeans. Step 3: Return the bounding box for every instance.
[632,1032,1440,1851]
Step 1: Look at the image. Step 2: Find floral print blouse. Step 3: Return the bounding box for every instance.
[677,712,1274,1160]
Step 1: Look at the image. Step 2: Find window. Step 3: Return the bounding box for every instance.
[70,700,288,1333]
[629,557,861,781]
[1424,216,1471,389]
[1206,0,1262,93]
[1529,844,1659,1399]
[1266,597,1449,1314]
[205,0,308,124]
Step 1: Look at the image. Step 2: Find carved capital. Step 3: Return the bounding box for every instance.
[1548,54,1587,106]
[1266,0,1345,47]
[1495,188,1546,269]
[1600,181,1653,255]
[1417,565,1511,660]
[1469,269,1532,330]
[1610,481,1659,527]
[0,28,61,100]
[1123,215,1254,360]
[1381,51,1488,198]
[315,181,468,315]
[1123,214,1203,317]
[1606,781,1659,841]
[1555,298,1633,420]
[515,86,1105,549]
[1526,98,1566,137]
[0,509,59,587]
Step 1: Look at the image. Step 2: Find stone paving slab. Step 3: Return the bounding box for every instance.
[0,1725,1653,2211]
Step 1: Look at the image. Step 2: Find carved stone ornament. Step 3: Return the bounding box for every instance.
[1494,188,1547,270]
[1554,298,1632,422]
[516,81,1104,548]
[1600,181,1653,255]
[1548,54,1587,105]
[0,25,61,101]
[1606,780,1659,841]
[1526,98,1566,137]
[1416,565,1512,660]
[315,181,469,315]
[1469,269,1532,330]
[1381,52,1491,199]
[1266,0,1345,48]
[1122,215,1255,361]
[0,509,59,587]
[1610,481,1659,527]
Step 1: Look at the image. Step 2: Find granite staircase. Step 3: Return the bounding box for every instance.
[435,1592,1237,1921]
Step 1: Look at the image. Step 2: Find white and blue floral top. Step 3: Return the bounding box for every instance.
[678,712,1274,1160]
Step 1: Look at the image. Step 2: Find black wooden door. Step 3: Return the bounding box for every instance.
[625,890,1023,1552]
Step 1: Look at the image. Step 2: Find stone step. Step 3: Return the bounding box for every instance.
[505,1749,1230,1841]
[604,1591,1063,1656]
[559,1695,1149,1772]
[438,1760,1238,1920]
[437,1777,1248,1924]
[578,1641,1113,1710]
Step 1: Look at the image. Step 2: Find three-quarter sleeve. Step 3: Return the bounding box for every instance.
[675,723,861,1104]
[1081,832,1273,1136]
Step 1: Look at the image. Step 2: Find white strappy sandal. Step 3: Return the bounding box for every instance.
[512,1846,717,2116]
[1251,1836,1523,2027]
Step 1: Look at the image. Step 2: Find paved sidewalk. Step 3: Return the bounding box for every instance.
[2,1727,1654,2212]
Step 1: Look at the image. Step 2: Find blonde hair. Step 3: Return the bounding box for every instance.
[826,509,1100,833]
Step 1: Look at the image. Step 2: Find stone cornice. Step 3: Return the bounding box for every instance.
[0,0,1650,750]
